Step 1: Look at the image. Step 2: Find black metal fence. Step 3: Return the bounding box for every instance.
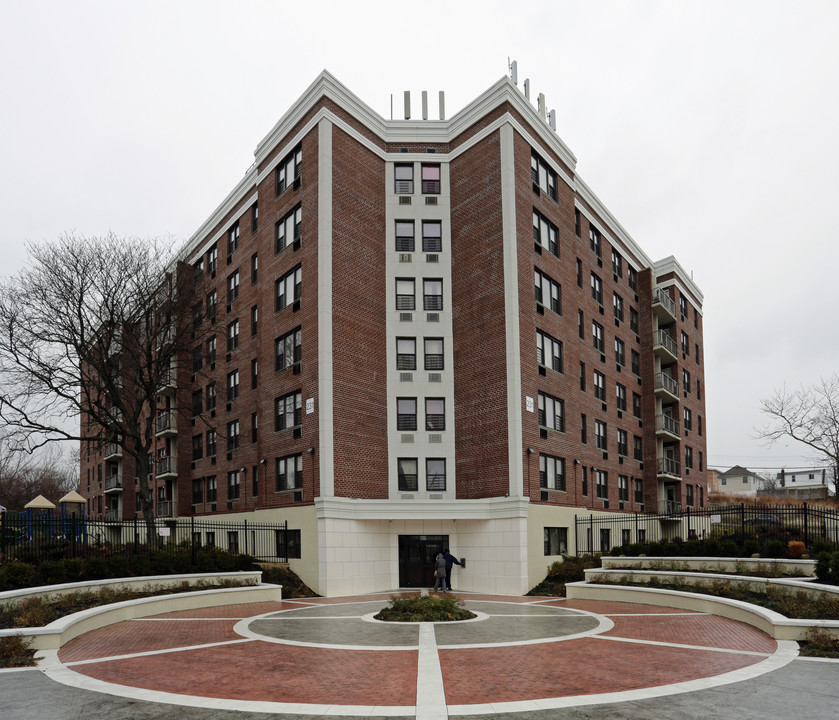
[0,512,293,566]
[575,503,839,555]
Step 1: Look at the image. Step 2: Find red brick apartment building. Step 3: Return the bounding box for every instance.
[81,71,707,596]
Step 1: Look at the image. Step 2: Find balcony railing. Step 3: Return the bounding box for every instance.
[657,456,681,478]
[658,499,682,515]
[654,372,679,397]
[156,455,176,477]
[656,414,680,437]
[105,508,121,522]
[653,329,678,359]
[156,500,174,518]
[652,287,677,319]
[104,474,123,492]
[156,410,176,435]
[104,441,122,459]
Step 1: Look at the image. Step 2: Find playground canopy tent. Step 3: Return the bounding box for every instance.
[24,495,56,511]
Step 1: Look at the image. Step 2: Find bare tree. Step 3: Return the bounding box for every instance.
[759,374,839,501]
[0,233,209,538]
[0,433,76,510]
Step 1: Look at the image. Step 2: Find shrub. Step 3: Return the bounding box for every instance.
[815,552,833,582]
[763,538,786,559]
[0,562,36,590]
[82,557,108,579]
[800,627,839,658]
[719,539,739,557]
[374,593,475,622]
[258,565,317,598]
[37,560,67,585]
[703,538,720,556]
[0,635,35,668]
[788,541,806,559]
[811,539,834,556]
[743,539,760,556]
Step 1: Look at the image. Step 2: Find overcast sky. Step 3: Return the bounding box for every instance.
[1,0,837,475]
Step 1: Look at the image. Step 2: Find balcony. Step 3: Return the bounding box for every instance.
[654,372,679,401]
[657,456,681,480]
[105,508,122,522]
[155,409,177,437]
[104,474,123,493]
[652,288,677,323]
[655,414,681,440]
[104,441,122,460]
[156,500,174,518]
[158,365,177,395]
[156,455,177,479]
[658,499,682,515]
[653,329,678,362]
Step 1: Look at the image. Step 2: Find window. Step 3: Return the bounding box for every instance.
[531,151,557,200]
[615,338,626,367]
[276,528,302,559]
[698,415,703,436]
[395,221,415,252]
[192,302,203,332]
[206,475,217,503]
[227,531,239,553]
[227,319,239,352]
[275,205,302,253]
[686,483,694,507]
[697,379,702,400]
[275,391,302,431]
[227,271,239,306]
[397,337,416,370]
[578,310,585,339]
[684,407,692,432]
[634,478,643,503]
[192,434,203,461]
[533,210,558,256]
[426,458,446,490]
[618,475,629,501]
[396,278,415,310]
[595,469,608,499]
[680,294,688,319]
[590,272,603,305]
[276,454,303,491]
[634,435,643,461]
[227,221,239,259]
[251,203,258,232]
[576,258,583,288]
[275,327,302,371]
[207,245,218,276]
[613,293,624,322]
[251,253,258,284]
[206,290,217,323]
[227,420,240,451]
[421,163,441,194]
[275,266,302,311]
[699,451,704,473]
[534,269,561,314]
[206,382,216,412]
[574,208,581,237]
[595,420,607,449]
[632,392,641,419]
[276,145,302,195]
[683,369,691,394]
[251,412,258,442]
[617,429,628,457]
[589,225,601,258]
[424,338,444,370]
[630,307,639,334]
[696,343,701,364]
[592,321,604,352]
[581,414,587,443]
[397,397,417,431]
[422,221,442,252]
[631,349,640,376]
[423,279,443,310]
[206,430,217,458]
[616,383,627,411]
[398,458,418,491]
[251,306,258,336]
[628,266,638,292]
[685,446,694,470]
[192,478,203,505]
[611,249,623,278]
[192,345,203,372]
[622,528,631,546]
[681,330,690,356]
[227,370,239,402]
[537,330,563,373]
[191,390,202,416]
[251,358,258,389]
[544,527,568,555]
[425,398,445,430]
[593,370,605,401]
[579,361,586,391]
[394,163,414,194]
[538,392,564,432]
[540,454,566,491]
[251,465,258,496]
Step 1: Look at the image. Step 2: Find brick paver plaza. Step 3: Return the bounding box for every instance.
[28,592,802,718]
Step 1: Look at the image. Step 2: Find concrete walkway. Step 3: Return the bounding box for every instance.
[1,592,836,719]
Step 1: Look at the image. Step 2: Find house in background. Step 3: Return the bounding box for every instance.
[711,466,766,496]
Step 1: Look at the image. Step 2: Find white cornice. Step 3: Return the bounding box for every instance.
[653,256,704,307]
[314,496,530,521]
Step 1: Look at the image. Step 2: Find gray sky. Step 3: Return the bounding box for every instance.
[1,0,837,475]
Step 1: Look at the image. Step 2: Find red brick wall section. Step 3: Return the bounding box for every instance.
[330,126,389,499]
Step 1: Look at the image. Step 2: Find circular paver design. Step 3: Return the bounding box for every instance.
[41,594,798,716]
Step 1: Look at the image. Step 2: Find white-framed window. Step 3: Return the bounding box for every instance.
[422,221,442,252]
[544,526,567,555]
[396,337,416,370]
[591,272,603,304]
[425,398,445,431]
[539,454,566,491]
[275,391,302,431]
[421,163,441,194]
[424,337,444,370]
[535,269,561,314]
[592,321,604,352]
[276,454,303,491]
[397,397,417,431]
[398,458,418,491]
[275,266,302,311]
[396,278,415,310]
[537,330,563,373]
[595,420,607,449]
[395,220,415,252]
[533,209,558,257]
[538,392,564,432]
[531,150,557,200]
[276,145,302,195]
[593,370,606,401]
[394,163,414,194]
[276,205,302,253]
[275,327,302,371]
[423,279,443,311]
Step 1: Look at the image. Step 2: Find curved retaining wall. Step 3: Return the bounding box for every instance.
[600,556,816,577]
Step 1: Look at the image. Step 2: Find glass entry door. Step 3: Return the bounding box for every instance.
[398,535,448,588]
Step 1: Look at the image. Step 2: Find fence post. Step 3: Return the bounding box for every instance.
[574,515,579,556]
[244,519,249,557]
[191,516,196,566]
[740,503,745,541]
[803,502,809,548]
[589,514,594,554]
[634,512,639,544]
[0,511,6,560]
[133,515,138,552]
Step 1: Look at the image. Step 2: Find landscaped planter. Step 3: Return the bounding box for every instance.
[600,556,816,577]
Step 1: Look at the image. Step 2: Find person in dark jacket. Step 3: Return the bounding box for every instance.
[442,548,462,591]
[433,552,448,592]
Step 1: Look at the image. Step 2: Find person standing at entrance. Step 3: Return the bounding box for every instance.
[433,552,448,592]
[442,548,461,591]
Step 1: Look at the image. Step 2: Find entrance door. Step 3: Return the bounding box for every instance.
[398,535,448,588]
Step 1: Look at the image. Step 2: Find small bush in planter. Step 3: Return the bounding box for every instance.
[788,541,806,559]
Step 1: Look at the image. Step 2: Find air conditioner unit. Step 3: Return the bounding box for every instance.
[540,491,549,502]
[426,313,439,322]
[428,373,442,382]
[293,491,303,502]
[425,196,438,205]
[399,312,412,321]
[401,434,414,443]
[398,196,412,205]
[426,254,439,263]
[400,372,413,382]
[399,253,412,262]
[428,434,442,443]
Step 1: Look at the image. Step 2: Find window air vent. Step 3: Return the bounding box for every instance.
[597,258,603,268]
[619,501,624,510]
[426,313,440,322]
[536,304,544,315]
[227,501,233,510]
[618,456,623,464]
[293,490,303,502]
[540,491,549,502]
[210,503,216,511]
[226,452,232,461]
[399,253,412,262]
[429,494,443,500]
[539,428,548,439]
[603,500,609,509]
[426,254,439,263]
[292,300,301,312]
[428,373,442,382]
[292,363,301,375]
[399,312,413,322]
[538,366,547,376]
[293,427,302,438]
[226,352,232,362]
[226,402,232,411]
[399,196,412,205]
[292,239,301,251]
[211,457,216,465]
[428,434,442,443]
[598,305,604,315]
[400,372,413,382]
[425,196,438,205]
[401,434,414,443]
[293,177,301,190]
[401,494,415,500]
